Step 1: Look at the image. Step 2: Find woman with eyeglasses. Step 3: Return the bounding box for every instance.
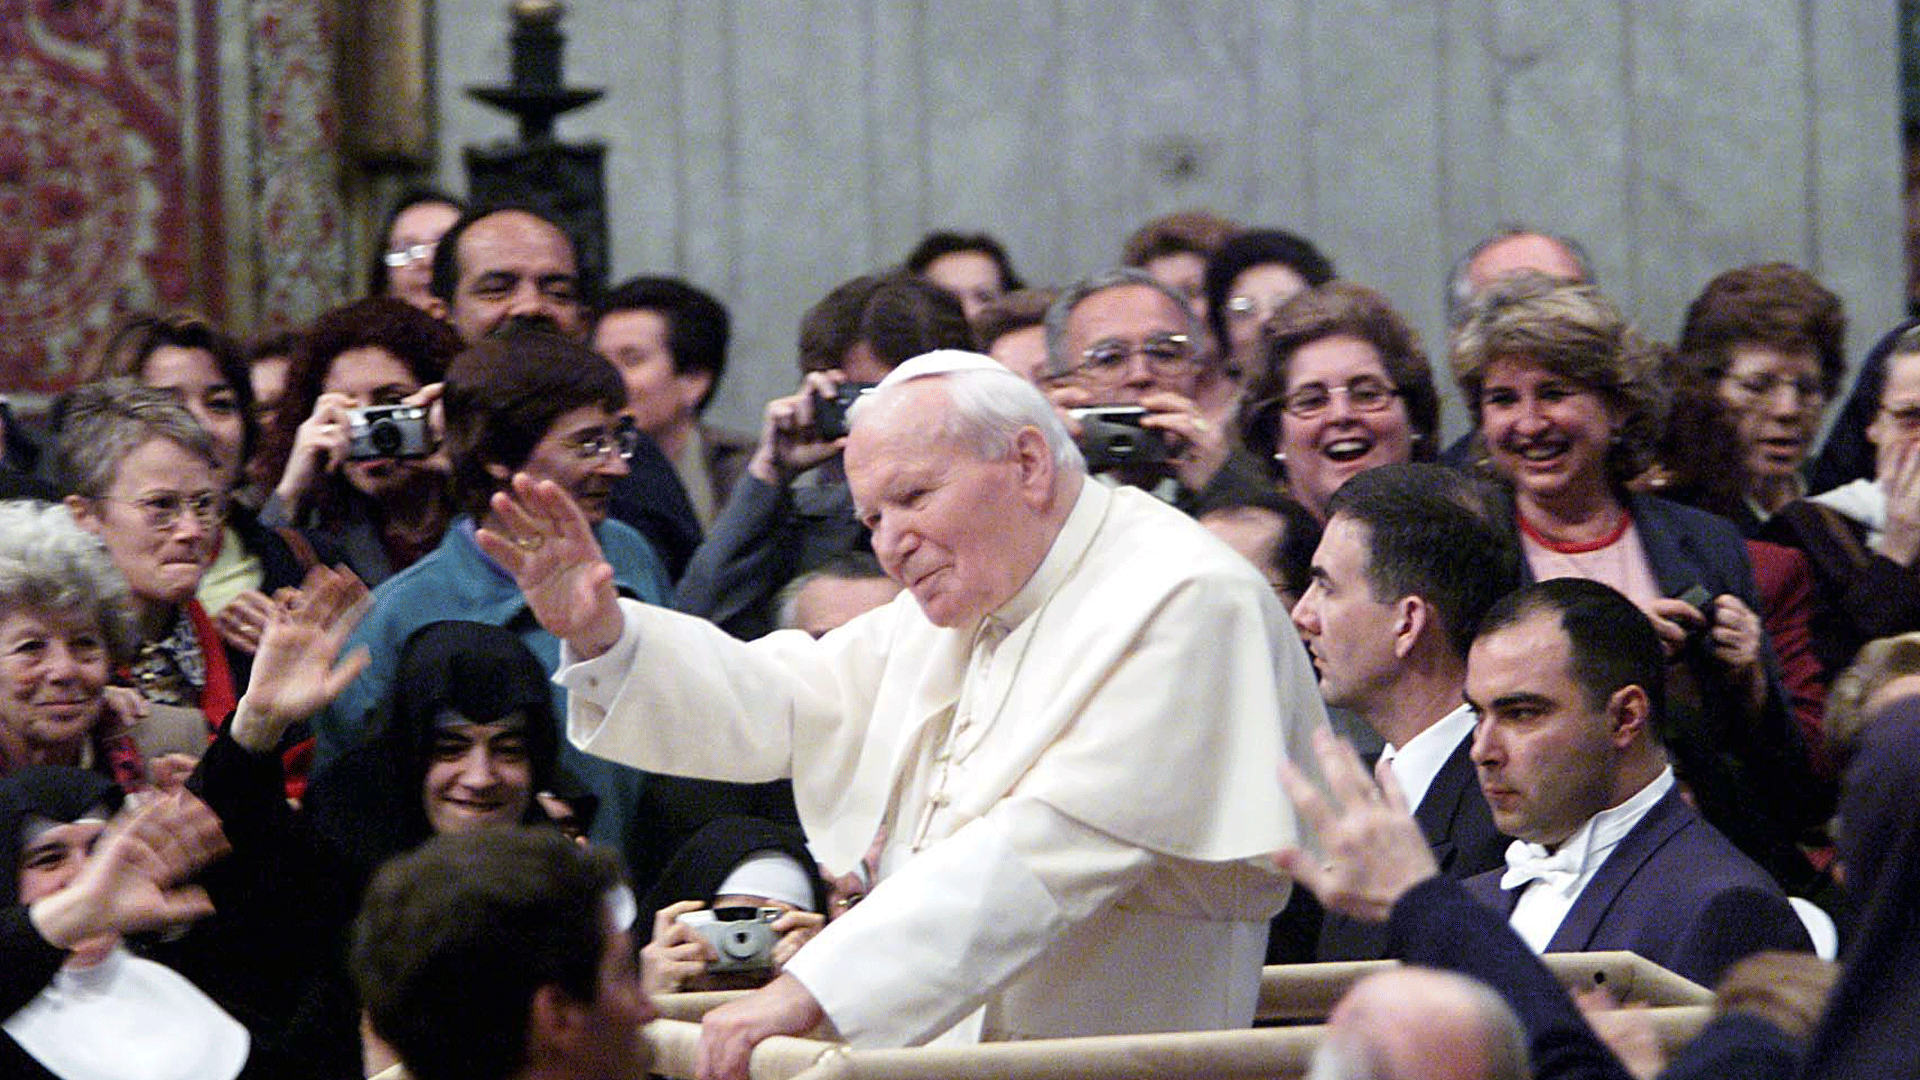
[1238,282,1440,522]
[52,381,241,733]
[1660,263,1849,536]
[369,189,465,312]
[259,299,463,588]
[81,313,324,660]
[1452,272,1831,894]
[1760,327,1920,678]
[303,332,673,885]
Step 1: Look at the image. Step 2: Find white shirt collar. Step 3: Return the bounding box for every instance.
[1503,767,1674,895]
[1381,703,1476,812]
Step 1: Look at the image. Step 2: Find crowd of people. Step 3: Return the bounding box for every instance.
[0,192,1917,1080]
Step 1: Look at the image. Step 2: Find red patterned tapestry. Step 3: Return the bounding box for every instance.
[0,0,223,393]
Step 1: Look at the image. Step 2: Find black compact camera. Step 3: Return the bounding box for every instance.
[809,383,877,440]
[677,905,782,973]
[1068,405,1173,472]
[345,404,435,460]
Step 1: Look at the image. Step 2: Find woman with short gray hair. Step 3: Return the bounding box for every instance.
[54,379,240,731]
[0,500,159,790]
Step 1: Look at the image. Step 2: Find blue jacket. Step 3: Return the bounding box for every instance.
[309,517,671,866]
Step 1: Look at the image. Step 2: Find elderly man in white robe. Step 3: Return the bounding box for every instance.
[477,350,1324,1080]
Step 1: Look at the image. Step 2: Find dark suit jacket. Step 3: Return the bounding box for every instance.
[1318,732,1508,960]
[1389,875,1796,1080]
[1463,786,1812,988]
[674,467,870,640]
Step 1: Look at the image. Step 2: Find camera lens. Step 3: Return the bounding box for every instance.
[369,418,403,456]
[722,927,758,958]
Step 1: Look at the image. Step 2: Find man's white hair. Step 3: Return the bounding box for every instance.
[852,349,1086,477]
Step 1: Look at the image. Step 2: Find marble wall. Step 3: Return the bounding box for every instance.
[435,1,1903,437]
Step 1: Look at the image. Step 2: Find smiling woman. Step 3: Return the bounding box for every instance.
[1239,282,1439,522]
[1451,273,1832,892]
[0,502,151,791]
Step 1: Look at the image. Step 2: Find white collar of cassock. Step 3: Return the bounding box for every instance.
[1500,767,1674,895]
[980,476,1106,639]
[4,943,249,1080]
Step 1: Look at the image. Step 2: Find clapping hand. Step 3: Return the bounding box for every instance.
[29,790,232,952]
[229,565,371,754]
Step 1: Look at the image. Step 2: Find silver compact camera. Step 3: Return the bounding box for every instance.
[345,404,435,460]
[676,906,782,973]
[1067,405,1172,472]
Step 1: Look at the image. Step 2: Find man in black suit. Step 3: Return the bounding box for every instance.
[1289,463,1519,960]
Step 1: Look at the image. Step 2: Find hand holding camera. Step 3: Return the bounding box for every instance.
[748,371,862,485]
[275,383,446,515]
[643,900,826,995]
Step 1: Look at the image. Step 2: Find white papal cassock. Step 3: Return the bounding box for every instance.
[557,479,1326,1045]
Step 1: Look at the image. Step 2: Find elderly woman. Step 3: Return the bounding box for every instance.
[1451,272,1829,891]
[1239,282,1440,522]
[83,312,321,656]
[260,297,463,586]
[55,381,239,732]
[1670,263,1848,534]
[0,501,204,791]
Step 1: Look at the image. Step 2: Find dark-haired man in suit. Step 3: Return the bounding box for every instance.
[1461,578,1810,986]
[1290,463,1519,960]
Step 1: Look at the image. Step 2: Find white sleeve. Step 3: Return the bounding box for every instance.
[778,798,1155,1047]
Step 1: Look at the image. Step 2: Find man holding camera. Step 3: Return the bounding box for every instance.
[481,350,1320,1078]
[674,272,972,638]
[1043,269,1271,512]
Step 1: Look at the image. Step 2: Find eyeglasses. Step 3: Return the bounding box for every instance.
[1722,372,1825,408]
[98,490,226,532]
[1277,377,1402,419]
[566,418,641,462]
[1076,334,1194,380]
[382,242,437,268]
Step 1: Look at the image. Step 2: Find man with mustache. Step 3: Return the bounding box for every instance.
[426,206,586,343]
[424,204,704,579]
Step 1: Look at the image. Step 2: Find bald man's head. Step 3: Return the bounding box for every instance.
[1311,968,1531,1080]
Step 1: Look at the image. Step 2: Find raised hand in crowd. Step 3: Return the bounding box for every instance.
[746,370,853,486]
[474,473,624,658]
[26,789,231,952]
[228,564,371,753]
[1271,726,1439,923]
